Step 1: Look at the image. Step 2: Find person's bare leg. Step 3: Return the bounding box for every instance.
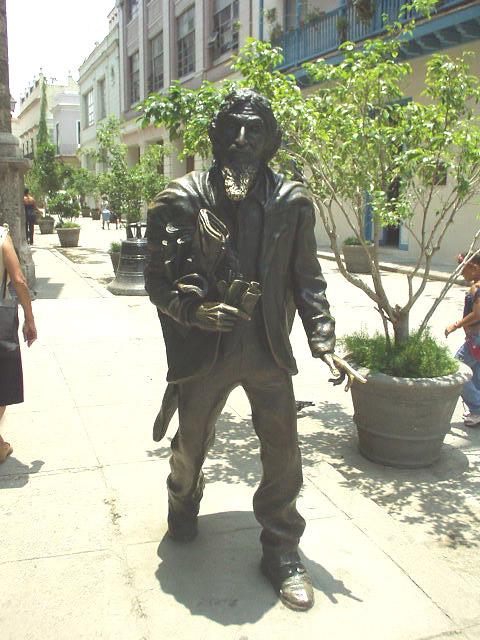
[0,406,12,462]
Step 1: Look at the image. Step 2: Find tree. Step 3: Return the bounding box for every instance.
[91,116,167,224]
[140,0,480,352]
[62,166,99,208]
[25,77,64,202]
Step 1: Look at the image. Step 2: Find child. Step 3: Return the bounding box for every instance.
[445,251,480,427]
[101,203,111,230]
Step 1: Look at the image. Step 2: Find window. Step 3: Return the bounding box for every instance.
[177,7,195,78]
[129,51,140,105]
[149,32,164,92]
[55,122,60,153]
[127,0,139,21]
[76,120,81,147]
[211,0,239,61]
[84,89,94,127]
[97,78,106,120]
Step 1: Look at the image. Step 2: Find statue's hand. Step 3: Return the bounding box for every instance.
[321,353,367,392]
[192,302,250,332]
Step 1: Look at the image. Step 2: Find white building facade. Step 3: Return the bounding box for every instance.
[51,92,81,166]
[78,7,121,170]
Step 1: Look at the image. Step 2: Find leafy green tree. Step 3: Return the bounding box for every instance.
[25,77,64,202]
[91,116,167,224]
[62,166,99,208]
[140,0,480,350]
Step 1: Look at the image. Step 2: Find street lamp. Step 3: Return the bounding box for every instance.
[9,94,15,113]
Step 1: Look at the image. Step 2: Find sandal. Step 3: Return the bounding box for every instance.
[0,442,13,463]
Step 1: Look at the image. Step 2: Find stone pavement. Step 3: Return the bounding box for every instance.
[1,217,480,640]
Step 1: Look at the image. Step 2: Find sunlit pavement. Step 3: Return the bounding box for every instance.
[1,216,479,639]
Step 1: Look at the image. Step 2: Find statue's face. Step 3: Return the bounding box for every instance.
[218,106,268,168]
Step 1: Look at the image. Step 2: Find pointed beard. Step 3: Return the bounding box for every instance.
[221,161,259,202]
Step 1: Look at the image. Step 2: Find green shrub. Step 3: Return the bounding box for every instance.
[56,221,80,229]
[341,330,458,378]
[48,191,80,220]
[110,241,121,253]
[343,236,373,246]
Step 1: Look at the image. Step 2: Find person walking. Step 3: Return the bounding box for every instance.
[0,224,37,462]
[23,188,40,245]
[101,202,111,230]
[445,251,480,427]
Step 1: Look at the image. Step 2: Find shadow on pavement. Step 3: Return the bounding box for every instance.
[0,458,45,487]
[154,510,361,624]
[148,400,480,549]
[34,277,65,299]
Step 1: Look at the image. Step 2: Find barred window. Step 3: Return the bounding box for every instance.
[211,0,239,61]
[84,90,94,127]
[177,6,195,78]
[149,33,164,92]
[130,51,140,106]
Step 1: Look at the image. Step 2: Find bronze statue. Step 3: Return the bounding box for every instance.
[145,89,357,611]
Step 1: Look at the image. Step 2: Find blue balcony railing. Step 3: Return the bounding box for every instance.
[275,0,476,69]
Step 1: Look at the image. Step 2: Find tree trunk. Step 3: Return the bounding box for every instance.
[394,312,409,347]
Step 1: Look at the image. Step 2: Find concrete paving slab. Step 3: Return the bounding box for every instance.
[0,469,113,563]
[125,516,455,640]
[0,550,145,640]
[0,407,98,475]
[464,625,480,640]
[77,403,164,466]
[102,455,344,546]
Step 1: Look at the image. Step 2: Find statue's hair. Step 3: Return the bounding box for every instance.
[208,88,282,164]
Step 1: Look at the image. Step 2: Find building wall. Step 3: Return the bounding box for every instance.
[16,74,78,158]
[78,24,121,164]
[51,95,81,164]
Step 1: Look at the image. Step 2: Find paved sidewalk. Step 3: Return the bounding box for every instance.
[1,218,480,640]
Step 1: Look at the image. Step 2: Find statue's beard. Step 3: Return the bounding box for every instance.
[221,159,259,202]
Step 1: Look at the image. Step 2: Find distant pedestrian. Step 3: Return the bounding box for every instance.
[0,224,37,462]
[445,251,480,427]
[23,188,40,245]
[110,210,119,229]
[101,204,111,230]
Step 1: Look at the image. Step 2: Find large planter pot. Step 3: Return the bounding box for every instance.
[342,244,374,274]
[91,209,101,221]
[38,217,55,235]
[81,208,91,218]
[351,364,471,468]
[56,227,80,248]
[109,251,120,274]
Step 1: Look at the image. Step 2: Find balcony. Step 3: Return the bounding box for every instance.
[275,0,480,71]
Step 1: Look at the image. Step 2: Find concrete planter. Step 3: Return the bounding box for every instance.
[351,364,471,468]
[342,244,374,274]
[38,217,55,234]
[109,251,120,274]
[91,209,101,221]
[81,208,91,218]
[56,227,80,248]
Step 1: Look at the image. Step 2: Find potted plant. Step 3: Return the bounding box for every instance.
[353,0,375,24]
[48,191,81,248]
[109,241,121,274]
[92,117,167,294]
[62,166,98,219]
[336,15,349,42]
[140,0,479,468]
[37,212,55,235]
[342,236,374,274]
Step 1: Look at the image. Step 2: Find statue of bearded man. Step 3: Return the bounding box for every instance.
[145,89,344,611]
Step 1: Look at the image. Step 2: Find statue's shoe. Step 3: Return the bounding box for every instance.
[167,514,198,543]
[261,557,315,611]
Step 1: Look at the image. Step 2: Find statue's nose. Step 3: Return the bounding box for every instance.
[235,126,247,146]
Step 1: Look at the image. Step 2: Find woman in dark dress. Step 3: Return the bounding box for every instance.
[23,188,40,245]
[0,225,37,462]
